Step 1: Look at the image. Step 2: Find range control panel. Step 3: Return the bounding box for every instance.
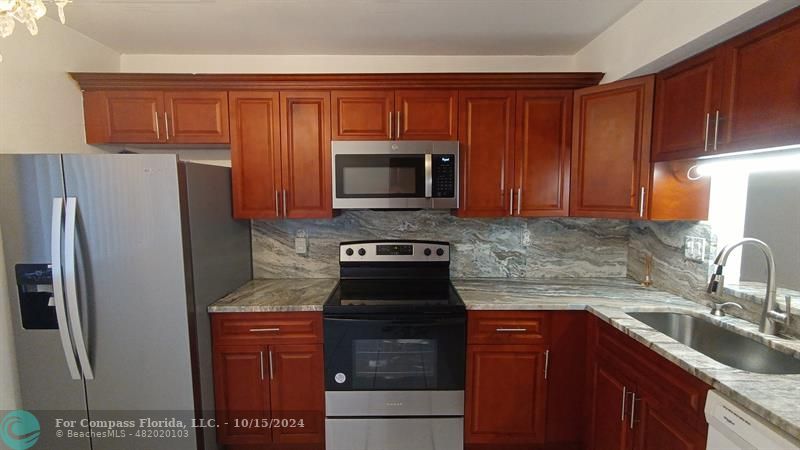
[340,241,450,263]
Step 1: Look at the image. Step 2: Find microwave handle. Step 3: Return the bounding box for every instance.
[425,154,433,198]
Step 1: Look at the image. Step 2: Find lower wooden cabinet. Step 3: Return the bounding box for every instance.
[585,317,710,450]
[211,313,324,447]
[465,344,549,444]
[465,311,588,448]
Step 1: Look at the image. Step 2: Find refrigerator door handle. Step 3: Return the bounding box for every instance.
[52,198,81,381]
[64,197,95,380]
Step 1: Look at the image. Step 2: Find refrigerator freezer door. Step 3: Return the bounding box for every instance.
[0,155,91,450]
[61,155,198,450]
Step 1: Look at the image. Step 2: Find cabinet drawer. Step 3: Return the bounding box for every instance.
[468,311,550,345]
[212,312,323,345]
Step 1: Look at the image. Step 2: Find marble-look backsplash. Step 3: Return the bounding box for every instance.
[253,210,629,279]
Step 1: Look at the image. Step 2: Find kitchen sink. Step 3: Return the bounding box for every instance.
[627,312,800,375]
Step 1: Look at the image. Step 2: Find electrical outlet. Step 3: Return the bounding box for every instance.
[684,236,707,262]
[295,229,308,256]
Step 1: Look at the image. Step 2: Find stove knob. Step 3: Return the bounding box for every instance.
[345,248,354,256]
[358,248,366,256]
[436,248,445,256]
[424,248,432,256]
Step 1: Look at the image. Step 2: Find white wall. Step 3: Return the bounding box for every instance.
[575,0,795,82]
[120,54,577,73]
[0,17,120,410]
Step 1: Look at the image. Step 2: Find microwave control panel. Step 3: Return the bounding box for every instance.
[432,155,456,198]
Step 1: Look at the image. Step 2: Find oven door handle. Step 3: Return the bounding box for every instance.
[324,316,465,325]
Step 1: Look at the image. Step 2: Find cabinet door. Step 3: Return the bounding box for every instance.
[652,48,724,161]
[395,89,458,140]
[718,8,800,153]
[633,394,707,450]
[331,90,394,140]
[514,90,572,217]
[465,344,548,445]
[587,358,635,450]
[83,90,165,144]
[457,90,516,217]
[213,346,271,445]
[229,91,282,219]
[164,90,230,144]
[649,159,710,221]
[571,76,654,219]
[280,91,333,219]
[269,344,325,444]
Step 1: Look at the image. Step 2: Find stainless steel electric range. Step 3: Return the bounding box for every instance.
[323,240,466,450]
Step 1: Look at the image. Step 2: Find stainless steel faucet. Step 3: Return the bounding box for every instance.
[707,238,791,335]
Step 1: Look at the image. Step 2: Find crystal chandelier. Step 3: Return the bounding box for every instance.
[0,0,71,38]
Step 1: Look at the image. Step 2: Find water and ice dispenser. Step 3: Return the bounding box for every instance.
[15,263,59,329]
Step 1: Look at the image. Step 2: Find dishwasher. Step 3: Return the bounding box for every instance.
[705,390,800,450]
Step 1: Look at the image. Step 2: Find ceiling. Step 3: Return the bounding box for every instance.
[62,0,642,55]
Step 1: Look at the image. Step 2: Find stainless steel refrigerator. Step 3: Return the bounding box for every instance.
[0,154,252,450]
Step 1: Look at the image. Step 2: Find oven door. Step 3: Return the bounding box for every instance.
[333,153,431,209]
[323,313,465,391]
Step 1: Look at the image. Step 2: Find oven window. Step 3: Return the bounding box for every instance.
[353,339,437,389]
[335,154,425,198]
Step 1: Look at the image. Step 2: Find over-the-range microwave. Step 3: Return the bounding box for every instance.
[331,141,459,209]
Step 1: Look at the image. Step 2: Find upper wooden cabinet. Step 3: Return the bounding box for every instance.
[457,90,516,217]
[280,91,333,219]
[457,89,572,218]
[396,89,458,140]
[229,91,282,219]
[652,48,725,162]
[718,7,800,153]
[571,76,654,219]
[82,90,229,144]
[514,90,573,217]
[331,90,394,140]
[331,89,457,140]
[164,91,230,144]
[229,91,332,220]
[653,6,800,160]
[83,90,164,144]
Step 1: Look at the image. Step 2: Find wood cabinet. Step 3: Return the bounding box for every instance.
[457,90,573,219]
[514,90,573,217]
[331,89,457,140]
[280,91,333,219]
[466,311,588,448]
[164,90,230,144]
[229,91,332,219]
[466,344,548,445]
[585,317,710,450]
[396,89,458,140]
[652,48,725,162]
[83,90,164,144]
[570,76,654,219]
[82,90,229,144]
[213,346,273,445]
[717,7,800,153]
[457,90,516,217]
[229,91,282,219]
[331,90,394,140]
[211,313,325,447]
[653,7,800,159]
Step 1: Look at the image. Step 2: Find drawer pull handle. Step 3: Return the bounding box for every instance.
[250,327,281,333]
[495,328,527,333]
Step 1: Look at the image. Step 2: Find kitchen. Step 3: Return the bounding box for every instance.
[1,1,800,450]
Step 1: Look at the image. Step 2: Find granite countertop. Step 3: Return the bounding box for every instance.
[208,278,338,312]
[208,276,800,440]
